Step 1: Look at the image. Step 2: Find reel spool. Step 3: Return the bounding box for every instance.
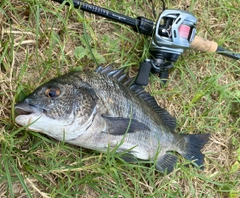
[150,9,197,61]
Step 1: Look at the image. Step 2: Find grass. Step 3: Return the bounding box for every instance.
[0,0,239,197]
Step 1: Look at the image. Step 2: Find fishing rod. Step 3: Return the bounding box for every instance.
[52,0,240,85]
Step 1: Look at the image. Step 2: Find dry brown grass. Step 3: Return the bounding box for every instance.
[0,0,239,197]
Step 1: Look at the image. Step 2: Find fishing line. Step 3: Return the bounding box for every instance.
[161,0,166,11]
[149,0,166,19]
[148,0,156,18]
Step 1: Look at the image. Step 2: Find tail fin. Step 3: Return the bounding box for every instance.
[182,134,210,169]
[155,134,210,173]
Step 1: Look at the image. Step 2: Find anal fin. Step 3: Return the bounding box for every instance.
[156,153,178,174]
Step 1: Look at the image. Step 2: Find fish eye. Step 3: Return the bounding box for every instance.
[45,87,61,98]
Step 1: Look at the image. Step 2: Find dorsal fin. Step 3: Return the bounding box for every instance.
[130,84,176,130]
[95,65,134,86]
[95,66,176,130]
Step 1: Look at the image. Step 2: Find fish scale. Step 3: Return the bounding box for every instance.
[14,66,210,173]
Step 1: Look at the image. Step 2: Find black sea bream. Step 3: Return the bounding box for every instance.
[15,66,210,173]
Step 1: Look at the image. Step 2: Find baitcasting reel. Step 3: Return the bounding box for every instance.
[53,0,239,86]
[135,9,197,85]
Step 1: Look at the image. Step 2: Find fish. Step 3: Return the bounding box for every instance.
[14,66,210,173]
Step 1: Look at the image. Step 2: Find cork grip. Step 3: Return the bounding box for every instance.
[190,35,218,52]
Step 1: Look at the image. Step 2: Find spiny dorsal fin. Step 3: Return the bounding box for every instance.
[95,66,176,130]
[95,65,134,86]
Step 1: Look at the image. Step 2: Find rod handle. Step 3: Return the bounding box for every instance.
[190,35,218,52]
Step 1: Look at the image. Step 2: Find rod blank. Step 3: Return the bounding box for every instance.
[52,0,240,60]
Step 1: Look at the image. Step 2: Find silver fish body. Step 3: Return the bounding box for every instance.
[15,66,209,173]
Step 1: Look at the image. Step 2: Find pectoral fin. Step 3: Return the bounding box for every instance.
[102,115,150,135]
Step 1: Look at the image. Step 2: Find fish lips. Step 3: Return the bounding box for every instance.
[14,102,44,125]
[15,102,39,115]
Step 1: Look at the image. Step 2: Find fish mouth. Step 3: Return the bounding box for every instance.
[15,102,40,116]
[14,102,46,130]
